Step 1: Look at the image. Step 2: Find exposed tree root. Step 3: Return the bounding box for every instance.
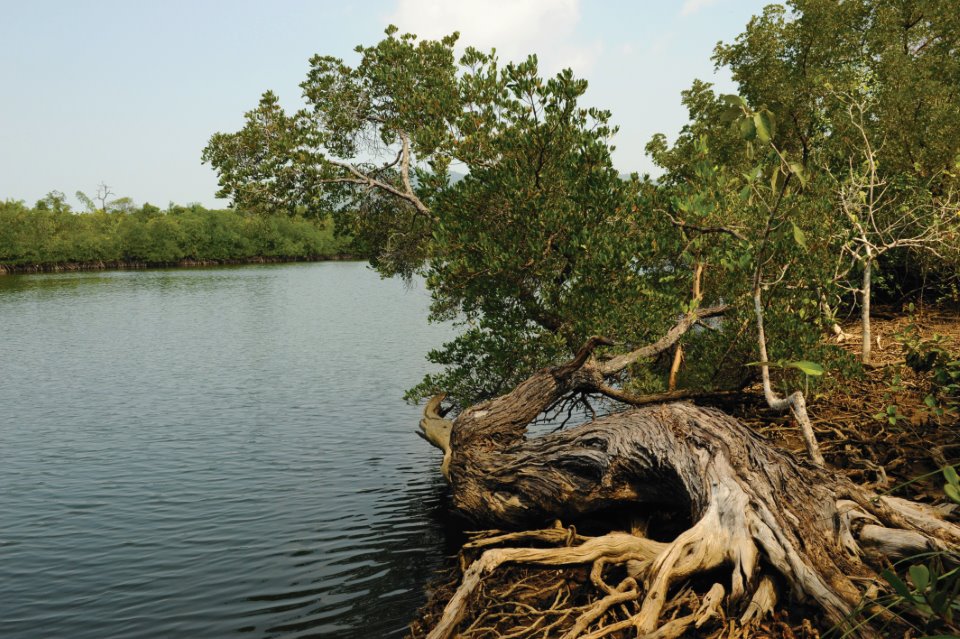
[740,576,778,626]
[417,399,960,638]
[415,502,958,639]
[411,525,825,639]
[425,531,666,639]
[410,312,960,638]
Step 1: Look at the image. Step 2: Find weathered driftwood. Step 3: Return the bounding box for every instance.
[417,309,960,638]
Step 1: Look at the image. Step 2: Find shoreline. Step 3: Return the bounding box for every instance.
[0,254,362,275]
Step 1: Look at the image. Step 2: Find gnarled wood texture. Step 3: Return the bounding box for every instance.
[417,318,960,637]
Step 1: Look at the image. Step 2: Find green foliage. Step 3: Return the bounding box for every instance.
[205,27,694,407]
[944,466,960,505]
[841,468,960,637]
[404,321,569,405]
[835,462,960,636]
[838,469,960,637]
[0,198,350,267]
[647,0,960,403]
[202,30,465,270]
[711,0,960,308]
[650,89,845,401]
[873,402,908,427]
[204,4,960,408]
[873,556,960,637]
[786,360,824,376]
[714,0,960,180]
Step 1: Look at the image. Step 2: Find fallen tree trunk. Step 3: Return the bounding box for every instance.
[417,314,960,638]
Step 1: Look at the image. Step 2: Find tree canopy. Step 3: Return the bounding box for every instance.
[204,2,959,409]
[205,28,682,406]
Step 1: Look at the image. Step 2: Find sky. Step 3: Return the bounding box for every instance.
[0,0,772,209]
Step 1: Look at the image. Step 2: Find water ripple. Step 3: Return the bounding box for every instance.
[0,263,456,639]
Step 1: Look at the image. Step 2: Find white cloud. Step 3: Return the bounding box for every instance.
[680,0,720,17]
[386,0,601,74]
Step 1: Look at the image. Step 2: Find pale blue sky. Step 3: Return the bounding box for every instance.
[0,0,771,208]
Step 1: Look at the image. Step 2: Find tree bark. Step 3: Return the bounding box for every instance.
[418,327,960,637]
[862,257,873,364]
[667,263,703,392]
[753,287,824,465]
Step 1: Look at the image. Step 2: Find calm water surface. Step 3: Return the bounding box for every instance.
[0,262,457,638]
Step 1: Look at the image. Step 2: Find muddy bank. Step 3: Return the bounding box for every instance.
[0,254,360,275]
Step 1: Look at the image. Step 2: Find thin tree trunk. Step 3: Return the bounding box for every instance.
[862,257,873,364]
[667,346,683,391]
[753,287,824,466]
[668,262,702,392]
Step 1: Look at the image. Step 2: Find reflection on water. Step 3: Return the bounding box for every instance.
[0,263,456,638]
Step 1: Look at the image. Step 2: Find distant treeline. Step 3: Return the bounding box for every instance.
[0,193,354,270]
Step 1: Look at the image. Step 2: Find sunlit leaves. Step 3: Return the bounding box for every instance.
[786,360,824,376]
[945,466,960,504]
[753,109,775,144]
[788,162,806,186]
[791,222,807,249]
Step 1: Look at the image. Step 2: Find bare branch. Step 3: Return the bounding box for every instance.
[324,157,433,217]
[595,385,736,407]
[665,212,748,242]
[551,336,615,379]
[600,305,728,377]
[399,131,417,200]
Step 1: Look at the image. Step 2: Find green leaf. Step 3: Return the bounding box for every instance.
[945,483,960,504]
[786,360,824,376]
[739,117,756,141]
[770,167,781,193]
[881,569,914,601]
[753,109,774,144]
[720,94,745,107]
[791,222,808,249]
[928,587,949,614]
[944,465,959,486]
[746,361,781,369]
[909,564,930,591]
[720,105,741,124]
[788,161,807,186]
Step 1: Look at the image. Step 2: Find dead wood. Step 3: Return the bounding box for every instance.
[413,311,960,638]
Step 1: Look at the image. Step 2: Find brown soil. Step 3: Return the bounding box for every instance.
[761,308,960,498]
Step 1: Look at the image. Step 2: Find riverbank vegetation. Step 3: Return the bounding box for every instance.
[204,1,960,637]
[0,194,352,271]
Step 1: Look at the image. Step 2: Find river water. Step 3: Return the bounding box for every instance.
[0,262,458,638]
